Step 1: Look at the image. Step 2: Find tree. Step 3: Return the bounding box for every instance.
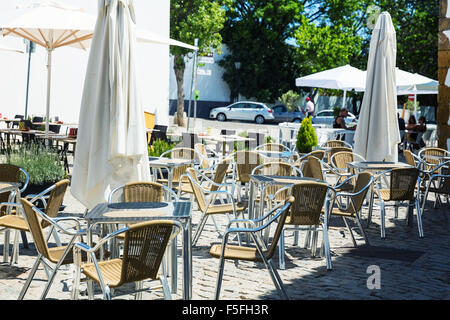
[170,0,228,127]
[219,0,303,102]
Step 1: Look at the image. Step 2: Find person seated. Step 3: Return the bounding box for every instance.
[333,108,356,130]
[406,115,426,149]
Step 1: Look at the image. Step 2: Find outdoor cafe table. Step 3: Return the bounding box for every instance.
[201,134,255,157]
[84,201,193,300]
[347,161,415,227]
[148,157,196,190]
[256,150,294,162]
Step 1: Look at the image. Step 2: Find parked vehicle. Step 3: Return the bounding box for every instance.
[311,109,357,127]
[269,104,304,123]
[209,101,275,124]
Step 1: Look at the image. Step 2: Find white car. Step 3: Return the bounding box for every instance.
[209,101,275,124]
[312,109,357,127]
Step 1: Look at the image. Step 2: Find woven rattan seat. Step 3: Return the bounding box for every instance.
[76,220,178,300]
[0,215,29,231]
[210,244,258,261]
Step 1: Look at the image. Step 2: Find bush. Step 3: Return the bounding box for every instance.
[6,145,65,184]
[148,139,175,158]
[296,117,317,153]
[278,90,301,111]
[333,106,341,117]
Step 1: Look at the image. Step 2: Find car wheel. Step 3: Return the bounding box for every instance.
[293,118,302,123]
[255,115,265,124]
[217,113,226,122]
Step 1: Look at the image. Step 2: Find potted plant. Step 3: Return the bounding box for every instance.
[296,117,318,155]
[6,145,66,197]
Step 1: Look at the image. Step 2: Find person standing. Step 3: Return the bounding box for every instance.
[305,97,315,117]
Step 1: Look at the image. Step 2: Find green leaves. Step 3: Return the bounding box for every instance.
[296,117,318,154]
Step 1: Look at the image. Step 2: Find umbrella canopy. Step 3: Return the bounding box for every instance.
[0,1,197,135]
[354,12,400,162]
[0,42,24,53]
[295,64,366,108]
[71,0,150,209]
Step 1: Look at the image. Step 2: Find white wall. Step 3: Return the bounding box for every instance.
[0,0,170,126]
[169,44,231,103]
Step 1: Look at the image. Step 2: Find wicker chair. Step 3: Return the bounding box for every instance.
[254,143,290,152]
[183,168,246,246]
[418,147,450,171]
[327,172,374,247]
[0,179,69,264]
[277,182,333,270]
[233,150,263,200]
[194,142,220,170]
[374,168,421,238]
[18,198,88,300]
[292,149,326,164]
[322,140,353,148]
[176,158,234,199]
[330,151,366,184]
[157,147,199,186]
[299,156,324,181]
[73,220,181,300]
[209,197,294,300]
[0,164,29,216]
[419,161,449,220]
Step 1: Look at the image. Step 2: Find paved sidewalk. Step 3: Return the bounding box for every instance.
[0,182,449,300]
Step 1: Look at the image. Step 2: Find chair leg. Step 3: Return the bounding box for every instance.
[279,229,286,270]
[321,224,332,270]
[214,256,226,300]
[10,230,20,265]
[380,200,386,238]
[160,275,172,300]
[3,229,10,263]
[304,226,311,249]
[415,200,424,238]
[18,255,42,300]
[192,215,209,246]
[293,228,299,246]
[266,260,289,300]
[355,212,370,246]
[342,217,357,247]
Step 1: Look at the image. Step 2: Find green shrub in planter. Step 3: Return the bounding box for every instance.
[296,117,318,154]
[148,139,175,158]
[5,145,66,196]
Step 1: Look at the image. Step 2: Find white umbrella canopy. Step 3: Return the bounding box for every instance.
[71,0,150,209]
[295,64,366,108]
[354,12,400,162]
[0,1,197,135]
[0,41,24,53]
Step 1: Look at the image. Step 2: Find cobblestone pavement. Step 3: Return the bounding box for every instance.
[0,182,448,300]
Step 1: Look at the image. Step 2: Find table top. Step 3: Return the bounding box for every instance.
[347,161,414,170]
[85,201,192,223]
[148,157,195,168]
[250,175,325,185]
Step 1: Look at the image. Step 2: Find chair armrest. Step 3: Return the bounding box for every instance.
[76,226,130,253]
[333,174,358,189]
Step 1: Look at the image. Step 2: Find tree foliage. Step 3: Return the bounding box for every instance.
[170,0,228,126]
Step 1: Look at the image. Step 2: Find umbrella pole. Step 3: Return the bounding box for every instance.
[342,90,347,109]
[45,48,53,137]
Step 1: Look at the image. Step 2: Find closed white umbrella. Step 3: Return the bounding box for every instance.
[354,12,400,162]
[295,64,366,108]
[71,0,150,209]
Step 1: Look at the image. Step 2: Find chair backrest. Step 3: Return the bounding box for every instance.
[21,198,51,260]
[420,147,448,167]
[149,125,169,145]
[329,147,353,159]
[389,167,419,201]
[234,151,262,183]
[123,182,165,202]
[144,111,156,144]
[49,124,61,134]
[263,197,294,260]
[331,151,354,170]
[301,156,324,181]
[194,143,211,170]
[14,115,24,120]
[325,140,346,148]
[253,161,293,199]
[40,179,70,228]
[119,220,176,284]
[0,164,24,215]
[256,143,288,152]
[349,172,373,214]
[32,116,43,123]
[403,149,416,167]
[186,168,207,212]
[168,148,196,182]
[209,160,231,192]
[288,182,329,225]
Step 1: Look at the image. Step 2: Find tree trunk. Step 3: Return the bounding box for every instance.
[174,54,186,127]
